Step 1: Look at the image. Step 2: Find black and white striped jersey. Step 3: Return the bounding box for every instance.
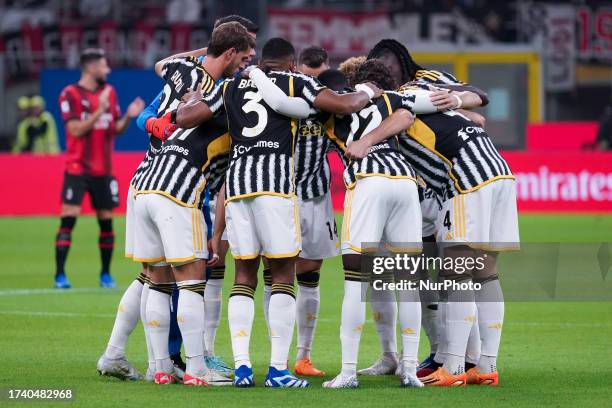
[134,112,230,208]
[417,176,442,207]
[398,109,513,202]
[130,136,162,188]
[135,63,230,208]
[202,70,326,201]
[157,56,216,117]
[294,111,333,200]
[325,91,417,189]
[414,69,465,86]
[130,57,216,192]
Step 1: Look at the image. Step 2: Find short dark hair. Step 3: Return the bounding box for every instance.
[80,48,105,68]
[261,38,295,61]
[207,22,256,57]
[354,59,396,90]
[298,45,328,68]
[317,69,347,92]
[214,14,258,34]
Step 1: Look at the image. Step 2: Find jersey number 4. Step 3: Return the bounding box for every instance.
[443,210,452,230]
[242,91,268,137]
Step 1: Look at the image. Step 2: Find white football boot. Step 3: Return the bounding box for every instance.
[203,368,233,386]
[400,361,424,388]
[322,374,359,389]
[357,353,399,376]
[97,354,142,381]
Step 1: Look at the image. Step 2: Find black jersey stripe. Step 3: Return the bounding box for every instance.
[157,154,177,191]
[464,140,492,181]
[459,145,484,185]
[475,137,500,176]
[261,153,270,192]
[150,154,169,190]
[484,137,512,175]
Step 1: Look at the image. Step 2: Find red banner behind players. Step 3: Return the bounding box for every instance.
[0,152,610,216]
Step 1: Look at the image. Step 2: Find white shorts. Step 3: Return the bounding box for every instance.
[125,185,136,258]
[342,176,422,254]
[436,178,520,251]
[421,188,440,238]
[132,193,208,265]
[299,192,340,260]
[208,196,228,241]
[225,195,301,259]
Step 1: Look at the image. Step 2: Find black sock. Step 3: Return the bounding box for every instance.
[55,216,76,277]
[465,362,476,371]
[98,218,114,275]
[263,267,272,288]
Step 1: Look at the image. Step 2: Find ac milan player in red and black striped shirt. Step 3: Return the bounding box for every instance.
[55,48,144,289]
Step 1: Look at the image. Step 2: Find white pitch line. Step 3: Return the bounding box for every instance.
[0,288,119,296]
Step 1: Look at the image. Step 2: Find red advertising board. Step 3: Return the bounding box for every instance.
[526,122,598,151]
[0,153,143,216]
[502,151,612,212]
[0,152,610,216]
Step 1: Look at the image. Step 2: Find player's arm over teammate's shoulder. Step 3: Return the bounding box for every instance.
[175,81,225,128]
[388,89,440,115]
[312,80,382,115]
[346,108,414,160]
[154,48,208,77]
[246,67,312,119]
[415,69,489,108]
[345,91,418,160]
[247,66,381,118]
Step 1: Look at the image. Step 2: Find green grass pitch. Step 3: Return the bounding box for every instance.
[1,214,611,407]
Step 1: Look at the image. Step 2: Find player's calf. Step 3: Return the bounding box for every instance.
[173,260,207,381]
[146,266,176,383]
[472,262,504,382]
[54,215,76,288]
[295,262,325,376]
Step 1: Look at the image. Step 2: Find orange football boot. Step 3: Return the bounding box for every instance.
[154,371,176,385]
[466,367,498,385]
[294,358,326,377]
[420,367,466,386]
[183,373,210,386]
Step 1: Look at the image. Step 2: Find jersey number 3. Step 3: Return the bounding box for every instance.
[242,91,268,137]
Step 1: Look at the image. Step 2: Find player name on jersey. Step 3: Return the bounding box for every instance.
[204,70,326,201]
[131,57,213,193]
[134,58,230,208]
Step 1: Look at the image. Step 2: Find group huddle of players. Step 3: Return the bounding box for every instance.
[95,14,519,389]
